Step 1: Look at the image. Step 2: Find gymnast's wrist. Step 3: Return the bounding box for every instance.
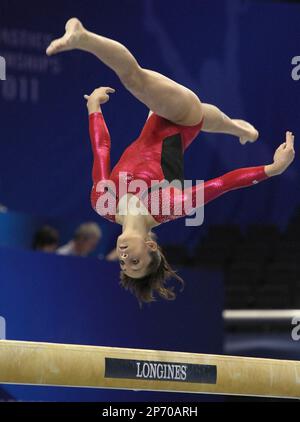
[264,163,283,177]
[87,100,102,115]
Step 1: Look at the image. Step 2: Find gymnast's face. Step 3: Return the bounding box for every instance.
[117,235,158,278]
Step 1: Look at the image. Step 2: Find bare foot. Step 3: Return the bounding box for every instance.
[46,18,85,56]
[233,119,259,145]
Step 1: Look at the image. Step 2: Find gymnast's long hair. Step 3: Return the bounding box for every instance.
[120,244,184,306]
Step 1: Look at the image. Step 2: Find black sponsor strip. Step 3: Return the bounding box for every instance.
[105,358,217,385]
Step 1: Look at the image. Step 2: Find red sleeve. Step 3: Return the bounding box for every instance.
[203,166,268,205]
[89,112,111,210]
[165,166,269,221]
[89,112,111,182]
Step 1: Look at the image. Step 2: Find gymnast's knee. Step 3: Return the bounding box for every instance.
[177,93,204,126]
[119,64,144,93]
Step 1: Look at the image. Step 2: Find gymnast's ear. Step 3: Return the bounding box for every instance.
[145,240,158,252]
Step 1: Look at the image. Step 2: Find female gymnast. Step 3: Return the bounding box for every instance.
[47,18,295,304]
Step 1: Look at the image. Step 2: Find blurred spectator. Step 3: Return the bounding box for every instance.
[0,204,8,213]
[57,222,102,257]
[32,225,59,253]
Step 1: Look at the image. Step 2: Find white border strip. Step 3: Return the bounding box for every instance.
[223,309,300,322]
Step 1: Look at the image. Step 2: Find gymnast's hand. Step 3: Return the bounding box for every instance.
[84,87,115,113]
[266,132,295,176]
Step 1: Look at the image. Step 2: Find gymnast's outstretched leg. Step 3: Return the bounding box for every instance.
[46,18,203,126]
[46,18,258,142]
[201,104,259,145]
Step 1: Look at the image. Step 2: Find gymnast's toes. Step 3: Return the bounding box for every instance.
[235,120,259,145]
[46,17,85,56]
[46,40,62,56]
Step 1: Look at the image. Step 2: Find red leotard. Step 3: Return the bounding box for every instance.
[89,112,269,224]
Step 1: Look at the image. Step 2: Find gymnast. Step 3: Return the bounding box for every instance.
[46,18,295,304]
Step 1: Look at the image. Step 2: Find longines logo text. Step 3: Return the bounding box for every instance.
[105,358,217,384]
[136,361,187,381]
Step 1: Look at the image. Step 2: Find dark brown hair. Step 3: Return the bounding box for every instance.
[32,225,59,250]
[120,246,184,306]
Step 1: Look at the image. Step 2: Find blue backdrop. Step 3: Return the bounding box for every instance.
[0,0,299,249]
[0,247,223,401]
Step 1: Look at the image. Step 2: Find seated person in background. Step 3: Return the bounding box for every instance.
[57,222,102,257]
[32,226,59,253]
[0,204,8,213]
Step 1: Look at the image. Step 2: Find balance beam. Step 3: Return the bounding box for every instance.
[0,340,299,399]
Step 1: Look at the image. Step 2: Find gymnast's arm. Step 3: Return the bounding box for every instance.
[178,131,296,214]
[85,87,115,209]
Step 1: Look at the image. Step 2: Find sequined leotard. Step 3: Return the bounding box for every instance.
[89,112,268,224]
